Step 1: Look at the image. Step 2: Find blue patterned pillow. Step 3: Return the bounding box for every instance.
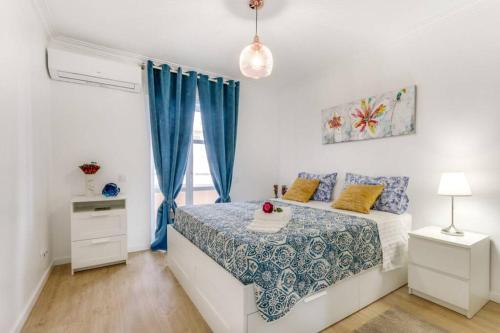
[344,173,409,214]
[298,172,337,202]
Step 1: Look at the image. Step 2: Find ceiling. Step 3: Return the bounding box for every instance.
[41,0,475,82]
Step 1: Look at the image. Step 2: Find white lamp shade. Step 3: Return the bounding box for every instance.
[438,172,472,196]
[239,35,273,79]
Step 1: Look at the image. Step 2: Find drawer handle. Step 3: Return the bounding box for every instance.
[304,290,327,303]
[90,212,112,217]
[91,238,111,244]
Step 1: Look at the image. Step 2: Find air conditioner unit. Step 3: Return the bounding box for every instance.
[47,47,142,93]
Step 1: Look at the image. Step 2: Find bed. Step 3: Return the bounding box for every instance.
[167,199,411,333]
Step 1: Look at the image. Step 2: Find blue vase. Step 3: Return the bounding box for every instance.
[102,183,120,197]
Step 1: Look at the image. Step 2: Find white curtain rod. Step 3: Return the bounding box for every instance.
[141,62,237,83]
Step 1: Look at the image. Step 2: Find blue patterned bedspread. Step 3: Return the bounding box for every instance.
[173,201,382,322]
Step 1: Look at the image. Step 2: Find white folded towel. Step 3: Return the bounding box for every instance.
[247,206,292,233]
[254,207,292,222]
[247,219,288,233]
[253,220,289,227]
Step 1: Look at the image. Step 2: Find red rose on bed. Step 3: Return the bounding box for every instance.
[262,201,274,214]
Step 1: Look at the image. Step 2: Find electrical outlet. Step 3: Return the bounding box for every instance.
[118,174,127,182]
[40,249,49,259]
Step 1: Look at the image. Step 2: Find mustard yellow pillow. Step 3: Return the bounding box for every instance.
[332,184,384,214]
[283,178,320,203]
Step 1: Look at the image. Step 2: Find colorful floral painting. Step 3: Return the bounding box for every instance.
[322,86,416,144]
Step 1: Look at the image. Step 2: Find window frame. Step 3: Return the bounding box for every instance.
[151,102,215,212]
[150,98,216,240]
[181,110,215,206]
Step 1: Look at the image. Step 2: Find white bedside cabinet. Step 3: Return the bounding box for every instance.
[408,226,490,318]
[71,195,128,274]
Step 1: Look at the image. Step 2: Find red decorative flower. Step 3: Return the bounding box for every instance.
[262,201,274,214]
[79,162,100,175]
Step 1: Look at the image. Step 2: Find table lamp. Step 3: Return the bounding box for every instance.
[438,172,472,236]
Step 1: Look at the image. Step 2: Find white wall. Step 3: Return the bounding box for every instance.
[0,0,52,331]
[232,80,280,201]
[49,80,152,259]
[276,0,500,296]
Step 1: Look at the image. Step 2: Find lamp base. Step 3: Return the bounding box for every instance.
[441,224,464,237]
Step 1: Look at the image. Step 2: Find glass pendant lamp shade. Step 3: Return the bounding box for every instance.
[240,35,273,79]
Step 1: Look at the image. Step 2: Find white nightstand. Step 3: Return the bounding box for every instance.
[408,226,490,318]
[71,195,128,274]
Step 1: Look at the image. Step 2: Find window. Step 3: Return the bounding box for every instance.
[153,97,218,218]
[180,109,219,205]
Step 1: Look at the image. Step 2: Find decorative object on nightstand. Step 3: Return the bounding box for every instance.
[438,172,471,236]
[70,195,127,274]
[102,183,121,197]
[281,185,288,196]
[408,226,490,318]
[79,162,101,196]
[273,184,279,198]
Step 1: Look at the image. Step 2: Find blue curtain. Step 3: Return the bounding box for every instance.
[197,76,240,203]
[147,61,197,251]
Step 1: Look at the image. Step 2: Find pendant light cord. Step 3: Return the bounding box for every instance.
[255,6,258,36]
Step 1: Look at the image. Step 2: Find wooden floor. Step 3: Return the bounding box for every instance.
[23,251,500,333]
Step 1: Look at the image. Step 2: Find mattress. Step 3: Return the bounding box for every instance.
[274,199,412,271]
[173,200,387,322]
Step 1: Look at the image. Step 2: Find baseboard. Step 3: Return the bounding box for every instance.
[11,261,53,333]
[128,244,150,253]
[52,256,71,266]
[490,290,500,304]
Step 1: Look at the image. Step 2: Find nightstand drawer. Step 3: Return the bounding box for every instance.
[409,264,469,309]
[71,235,127,270]
[409,237,470,279]
[71,210,126,241]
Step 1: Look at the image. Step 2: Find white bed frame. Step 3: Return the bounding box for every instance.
[167,225,408,333]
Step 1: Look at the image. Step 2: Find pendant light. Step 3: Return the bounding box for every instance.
[239,0,273,79]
